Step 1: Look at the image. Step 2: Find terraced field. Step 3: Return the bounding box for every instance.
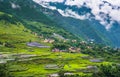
[0,44,112,77]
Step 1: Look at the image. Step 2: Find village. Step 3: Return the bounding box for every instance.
[0,32,120,77]
[0,36,114,77]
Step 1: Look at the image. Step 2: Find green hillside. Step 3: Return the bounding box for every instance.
[0,0,120,47]
[0,0,77,40]
[0,12,37,43]
[0,0,120,77]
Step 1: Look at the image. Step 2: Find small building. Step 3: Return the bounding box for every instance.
[80,41,87,44]
[44,39,55,43]
[87,46,92,49]
[72,40,77,43]
[69,47,80,53]
[69,47,76,53]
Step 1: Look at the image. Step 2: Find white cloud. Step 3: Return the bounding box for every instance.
[33,0,120,30]
[65,0,85,7]
[110,10,120,23]
[102,0,120,6]
[57,9,89,20]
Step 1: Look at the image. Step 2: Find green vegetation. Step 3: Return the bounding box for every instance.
[0,64,10,77]
[0,1,120,77]
[92,64,120,77]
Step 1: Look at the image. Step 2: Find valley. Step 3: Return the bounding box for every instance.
[0,0,120,77]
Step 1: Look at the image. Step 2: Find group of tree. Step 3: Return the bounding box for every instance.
[92,64,120,77]
[0,64,10,77]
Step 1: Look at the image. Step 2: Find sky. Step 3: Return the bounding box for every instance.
[33,0,120,30]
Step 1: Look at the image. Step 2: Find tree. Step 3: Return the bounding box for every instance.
[0,64,9,77]
[52,43,69,50]
[92,64,120,77]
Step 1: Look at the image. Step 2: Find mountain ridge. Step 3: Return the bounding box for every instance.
[0,0,120,47]
[33,0,120,47]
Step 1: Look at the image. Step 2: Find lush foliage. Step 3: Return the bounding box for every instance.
[92,64,120,77]
[0,64,9,77]
[0,1,120,77]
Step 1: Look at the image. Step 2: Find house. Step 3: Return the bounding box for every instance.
[69,47,76,53]
[69,47,81,53]
[49,39,55,43]
[44,39,55,43]
[87,46,92,49]
[72,40,77,43]
[80,41,87,44]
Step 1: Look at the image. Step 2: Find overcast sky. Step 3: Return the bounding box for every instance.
[33,0,120,30]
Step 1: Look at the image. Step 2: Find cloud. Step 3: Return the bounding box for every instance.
[57,9,89,20]
[33,0,120,30]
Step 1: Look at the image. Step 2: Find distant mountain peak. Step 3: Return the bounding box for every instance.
[33,0,120,30]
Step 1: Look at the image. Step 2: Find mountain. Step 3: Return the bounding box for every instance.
[0,11,39,48]
[0,0,76,40]
[33,0,120,47]
[0,1,120,77]
[0,0,120,47]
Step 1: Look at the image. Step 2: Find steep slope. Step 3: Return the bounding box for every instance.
[0,0,120,47]
[37,5,112,45]
[34,1,120,47]
[46,11,111,43]
[0,0,76,40]
[0,12,37,43]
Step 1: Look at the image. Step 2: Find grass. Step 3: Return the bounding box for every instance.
[1,44,112,77]
[0,40,113,77]
[0,38,113,77]
[0,11,116,77]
